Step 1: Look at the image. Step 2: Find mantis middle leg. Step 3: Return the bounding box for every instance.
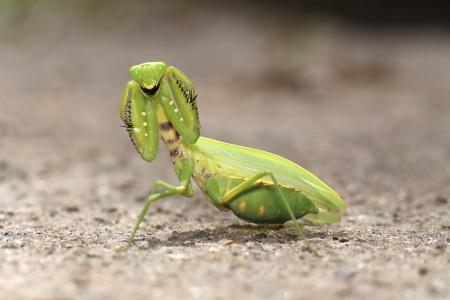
[124,160,194,250]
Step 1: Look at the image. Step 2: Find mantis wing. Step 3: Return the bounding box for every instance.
[194,137,346,224]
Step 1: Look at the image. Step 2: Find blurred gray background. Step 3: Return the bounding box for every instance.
[1,1,449,300]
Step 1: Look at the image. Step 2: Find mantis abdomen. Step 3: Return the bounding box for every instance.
[205,177,318,224]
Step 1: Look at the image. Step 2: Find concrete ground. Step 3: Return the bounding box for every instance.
[0,2,449,300]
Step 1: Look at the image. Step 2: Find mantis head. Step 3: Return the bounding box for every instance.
[129,62,167,96]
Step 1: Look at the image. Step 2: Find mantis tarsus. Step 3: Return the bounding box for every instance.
[120,62,346,256]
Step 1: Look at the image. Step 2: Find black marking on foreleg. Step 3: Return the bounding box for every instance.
[171,73,200,124]
[122,90,139,154]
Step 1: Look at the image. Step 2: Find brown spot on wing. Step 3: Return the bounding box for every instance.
[257,205,265,216]
[238,201,246,212]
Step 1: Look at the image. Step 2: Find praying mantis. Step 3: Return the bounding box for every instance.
[120,62,346,256]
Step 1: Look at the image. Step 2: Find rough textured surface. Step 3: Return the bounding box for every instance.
[1,3,449,300]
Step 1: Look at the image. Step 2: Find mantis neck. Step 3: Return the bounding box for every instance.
[155,105,187,163]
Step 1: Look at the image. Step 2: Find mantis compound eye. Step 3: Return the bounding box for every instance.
[140,84,160,97]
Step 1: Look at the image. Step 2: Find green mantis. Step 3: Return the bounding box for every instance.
[120,62,346,256]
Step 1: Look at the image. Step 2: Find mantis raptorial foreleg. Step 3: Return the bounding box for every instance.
[210,170,321,256]
[163,67,200,144]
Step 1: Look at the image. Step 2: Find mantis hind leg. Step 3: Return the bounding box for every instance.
[214,170,322,256]
[266,173,322,257]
